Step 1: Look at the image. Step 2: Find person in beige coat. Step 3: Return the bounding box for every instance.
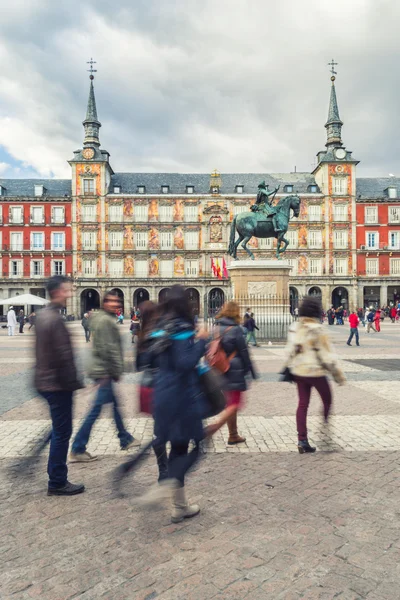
[283,296,346,453]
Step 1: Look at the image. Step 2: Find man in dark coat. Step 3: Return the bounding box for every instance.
[81,312,91,342]
[35,276,84,496]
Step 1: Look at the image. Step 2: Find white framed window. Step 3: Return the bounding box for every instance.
[258,237,273,249]
[366,231,379,249]
[333,177,348,196]
[31,232,44,250]
[82,204,97,222]
[31,260,44,277]
[184,205,198,222]
[184,231,199,250]
[135,259,148,277]
[52,206,65,224]
[109,259,123,277]
[235,185,244,194]
[160,260,173,277]
[308,230,323,249]
[109,231,123,250]
[160,231,173,250]
[10,206,23,224]
[161,186,169,194]
[135,232,148,249]
[186,186,194,194]
[83,259,96,276]
[113,186,121,194]
[308,204,322,222]
[83,179,95,195]
[389,207,400,223]
[388,187,397,199]
[286,230,298,249]
[185,259,198,277]
[52,260,64,276]
[34,184,44,197]
[135,204,148,223]
[365,206,378,224]
[233,204,248,216]
[31,206,44,224]
[159,205,173,222]
[51,232,65,251]
[0,231,2,250]
[389,231,400,250]
[334,258,347,275]
[287,258,298,275]
[10,260,23,277]
[284,185,294,193]
[82,231,96,250]
[10,232,23,251]
[137,186,146,194]
[390,258,400,275]
[333,230,348,249]
[333,204,348,222]
[108,204,123,223]
[309,258,322,275]
[366,258,378,276]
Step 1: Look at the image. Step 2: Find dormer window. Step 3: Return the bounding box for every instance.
[211,186,219,194]
[0,185,5,196]
[236,185,244,194]
[113,186,121,194]
[34,184,45,197]
[309,184,318,193]
[388,186,397,199]
[284,185,294,193]
[137,186,146,194]
[162,185,170,194]
[186,185,194,194]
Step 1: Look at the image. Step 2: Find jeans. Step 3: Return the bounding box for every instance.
[153,437,168,481]
[39,390,73,489]
[72,379,132,453]
[84,329,90,342]
[295,376,332,441]
[247,331,257,346]
[19,322,24,333]
[168,442,200,486]
[347,328,359,345]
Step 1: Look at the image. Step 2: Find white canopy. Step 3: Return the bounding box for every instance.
[0,294,49,306]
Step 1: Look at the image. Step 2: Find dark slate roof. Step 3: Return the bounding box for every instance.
[0,179,71,197]
[109,172,318,195]
[356,177,400,199]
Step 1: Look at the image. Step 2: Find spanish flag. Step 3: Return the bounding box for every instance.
[223,258,228,278]
[216,258,222,280]
[211,258,217,277]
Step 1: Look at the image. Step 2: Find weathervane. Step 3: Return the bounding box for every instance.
[328,59,338,81]
[87,58,97,80]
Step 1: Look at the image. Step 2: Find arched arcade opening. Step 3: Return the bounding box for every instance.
[81,289,100,316]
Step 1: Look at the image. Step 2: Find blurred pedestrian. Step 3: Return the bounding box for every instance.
[390,306,397,323]
[81,312,91,342]
[215,301,257,445]
[283,296,346,454]
[18,309,25,334]
[374,308,382,332]
[28,311,36,330]
[366,308,376,333]
[347,310,360,346]
[294,306,299,321]
[70,290,138,463]
[130,313,140,344]
[35,276,84,495]
[137,285,208,523]
[246,312,259,347]
[7,306,17,336]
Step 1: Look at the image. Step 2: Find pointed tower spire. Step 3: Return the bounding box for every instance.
[325,60,343,148]
[83,59,101,147]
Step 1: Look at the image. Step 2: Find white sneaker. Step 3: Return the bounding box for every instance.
[134,479,178,508]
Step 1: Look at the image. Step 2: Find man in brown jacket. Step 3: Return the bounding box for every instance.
[35,276,84,495]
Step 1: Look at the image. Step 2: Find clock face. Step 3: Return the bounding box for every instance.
[335,148,346,160]
[82,148,95,160]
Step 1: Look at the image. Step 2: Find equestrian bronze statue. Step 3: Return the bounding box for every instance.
[228,185,301,260]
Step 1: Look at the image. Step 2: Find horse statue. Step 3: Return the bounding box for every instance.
[228,194,301,260]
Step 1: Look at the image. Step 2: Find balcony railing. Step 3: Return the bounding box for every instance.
[359,243,400,251]
[3,244,72,252]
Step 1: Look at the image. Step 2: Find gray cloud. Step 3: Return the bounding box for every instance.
[0,0,400,178]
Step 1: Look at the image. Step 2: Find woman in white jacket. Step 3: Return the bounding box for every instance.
[283,297,346,453]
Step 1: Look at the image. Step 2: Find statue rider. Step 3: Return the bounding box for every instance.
[251,181,282,233]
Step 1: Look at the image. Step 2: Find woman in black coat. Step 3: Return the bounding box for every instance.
[215,301,257,444]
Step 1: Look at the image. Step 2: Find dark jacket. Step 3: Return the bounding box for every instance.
[215,317,257,391]
[81,316,90,330]
[87,310,123,380]
[144,318,207,444]
[35,303,83,392]
[246,317,259,333]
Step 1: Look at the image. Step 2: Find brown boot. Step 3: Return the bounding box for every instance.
[227,413,246,445]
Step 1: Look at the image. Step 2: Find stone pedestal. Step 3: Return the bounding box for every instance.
[228,259,292,341]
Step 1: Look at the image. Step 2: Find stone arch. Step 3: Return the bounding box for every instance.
[80,288,100,316]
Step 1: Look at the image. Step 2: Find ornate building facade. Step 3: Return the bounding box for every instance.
[1,69,400,316]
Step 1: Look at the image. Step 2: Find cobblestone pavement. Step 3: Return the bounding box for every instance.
[1,321,400,598]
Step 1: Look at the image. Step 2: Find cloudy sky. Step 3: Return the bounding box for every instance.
[0,0,399,179]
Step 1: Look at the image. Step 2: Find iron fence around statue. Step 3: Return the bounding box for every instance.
[204,293,293,342]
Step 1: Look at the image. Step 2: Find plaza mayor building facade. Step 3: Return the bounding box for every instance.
[1,71,400,317]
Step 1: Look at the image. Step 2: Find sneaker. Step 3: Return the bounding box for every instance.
[47,481,85,496]
[69,451,98,463]
[120,437,141,450]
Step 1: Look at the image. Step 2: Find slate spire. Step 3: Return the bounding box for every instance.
[83,65,101,147]
[325,75,343,148]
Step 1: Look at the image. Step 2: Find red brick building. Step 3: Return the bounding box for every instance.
[356,181,400,307]
[0,180,72,315]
